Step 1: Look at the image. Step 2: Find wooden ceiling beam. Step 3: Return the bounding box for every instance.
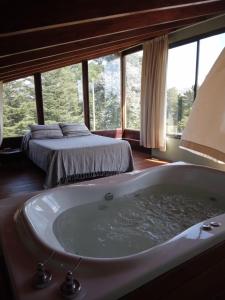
[1,44,133,83]
[2,34,157,82]
[1,2,224,57]
[1,30,169,77]
[0,16,209,71]
[0,0,221,34]
[4,27,171,82]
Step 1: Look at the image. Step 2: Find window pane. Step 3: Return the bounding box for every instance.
[42,64,83,124]
[125,51,143,129]
[88,54,121,130]
[198,32,225,86]
[3,77,36,137]
[166,42,197,135]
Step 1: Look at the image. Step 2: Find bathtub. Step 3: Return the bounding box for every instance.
[15,162,225,300]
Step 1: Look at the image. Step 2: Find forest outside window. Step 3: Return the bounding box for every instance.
[125,51,143,130]
[88,54,121,131]
[3,76,37,137]
[42,64,83,124]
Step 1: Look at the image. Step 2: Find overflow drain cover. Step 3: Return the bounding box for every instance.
[104,193,113,201]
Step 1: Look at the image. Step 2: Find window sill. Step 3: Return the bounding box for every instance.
[166,134,182,139]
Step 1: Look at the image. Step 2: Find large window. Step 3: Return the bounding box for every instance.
[166,32,225,135]
[88,54,121,131]
[3,77,37,137]
[42,64,83,124]
[125,51,143,129]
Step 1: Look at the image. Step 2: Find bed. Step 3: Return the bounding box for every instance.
[25,133,134,188]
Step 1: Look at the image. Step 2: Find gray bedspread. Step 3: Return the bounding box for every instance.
[28,134,134,188]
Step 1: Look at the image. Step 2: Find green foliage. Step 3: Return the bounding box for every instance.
[42,64,83,124]
[88,55,121,130]
[3,65,84,137]
[3,53,141,137]
[3,77,37,137]
[125,51,142,130]
[167,86,194,134]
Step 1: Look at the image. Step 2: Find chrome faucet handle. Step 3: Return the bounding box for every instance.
[60,271,81,299]
[33,262,52,289]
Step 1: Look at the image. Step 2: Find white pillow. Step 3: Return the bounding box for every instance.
[29,124,63,139]
[59,123,91,137]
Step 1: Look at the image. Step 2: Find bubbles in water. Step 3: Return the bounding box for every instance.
[53,184,225,258]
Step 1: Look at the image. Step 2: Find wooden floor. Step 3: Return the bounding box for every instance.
[0,150,167,200]
[132,150,167,170]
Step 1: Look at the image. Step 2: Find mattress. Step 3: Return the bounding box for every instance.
[28,134,134,188]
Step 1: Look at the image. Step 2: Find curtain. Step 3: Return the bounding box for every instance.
[140,35,168,151]
[0,81,3,146]
[180,47,225,163]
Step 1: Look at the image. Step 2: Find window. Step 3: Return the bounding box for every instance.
[166,31,225,136]
[166,42,197,135]
[125,51,143,129]
[3,76,37,137]
[42,64,83,124]
[88,54,121,130]
[198,32,225,86]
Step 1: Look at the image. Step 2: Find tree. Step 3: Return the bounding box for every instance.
[3,77,37,137]
[125,51,142,129]
[166,86,194,134]
[88,55,121,130]
[42,64,83,124]
[3,65,84,137]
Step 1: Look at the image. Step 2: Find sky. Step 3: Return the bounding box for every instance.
[167,32,225,91]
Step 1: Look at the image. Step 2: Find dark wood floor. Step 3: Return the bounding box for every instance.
[0,150,167,200]
[0,156,45,200]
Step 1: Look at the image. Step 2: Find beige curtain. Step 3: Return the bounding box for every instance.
[180,47,225,163]
[0,81,3,146]
[140,35,168,151]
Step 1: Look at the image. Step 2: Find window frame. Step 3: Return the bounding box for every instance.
[121,48,143,131]
[2,27,225,139]
[87,52,122,131]
[167,27,225,139]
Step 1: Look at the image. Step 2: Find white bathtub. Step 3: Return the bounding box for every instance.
[15,163,225,300]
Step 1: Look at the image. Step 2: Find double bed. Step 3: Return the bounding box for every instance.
[25,133,134,188]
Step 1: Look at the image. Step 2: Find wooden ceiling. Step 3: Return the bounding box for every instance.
[1,0,225,82]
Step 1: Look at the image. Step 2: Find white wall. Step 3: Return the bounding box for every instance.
[152,137,225,171]
[169,14,225,44]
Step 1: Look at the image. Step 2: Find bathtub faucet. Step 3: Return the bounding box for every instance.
[60,271,81,299]
[33,262,52,289]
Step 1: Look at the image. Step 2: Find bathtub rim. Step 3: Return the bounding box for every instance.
[15,202,225,262]
[14,162,225,264]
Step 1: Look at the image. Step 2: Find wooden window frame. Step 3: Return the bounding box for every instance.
[3,27,225,141]
[34,73,44,125]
